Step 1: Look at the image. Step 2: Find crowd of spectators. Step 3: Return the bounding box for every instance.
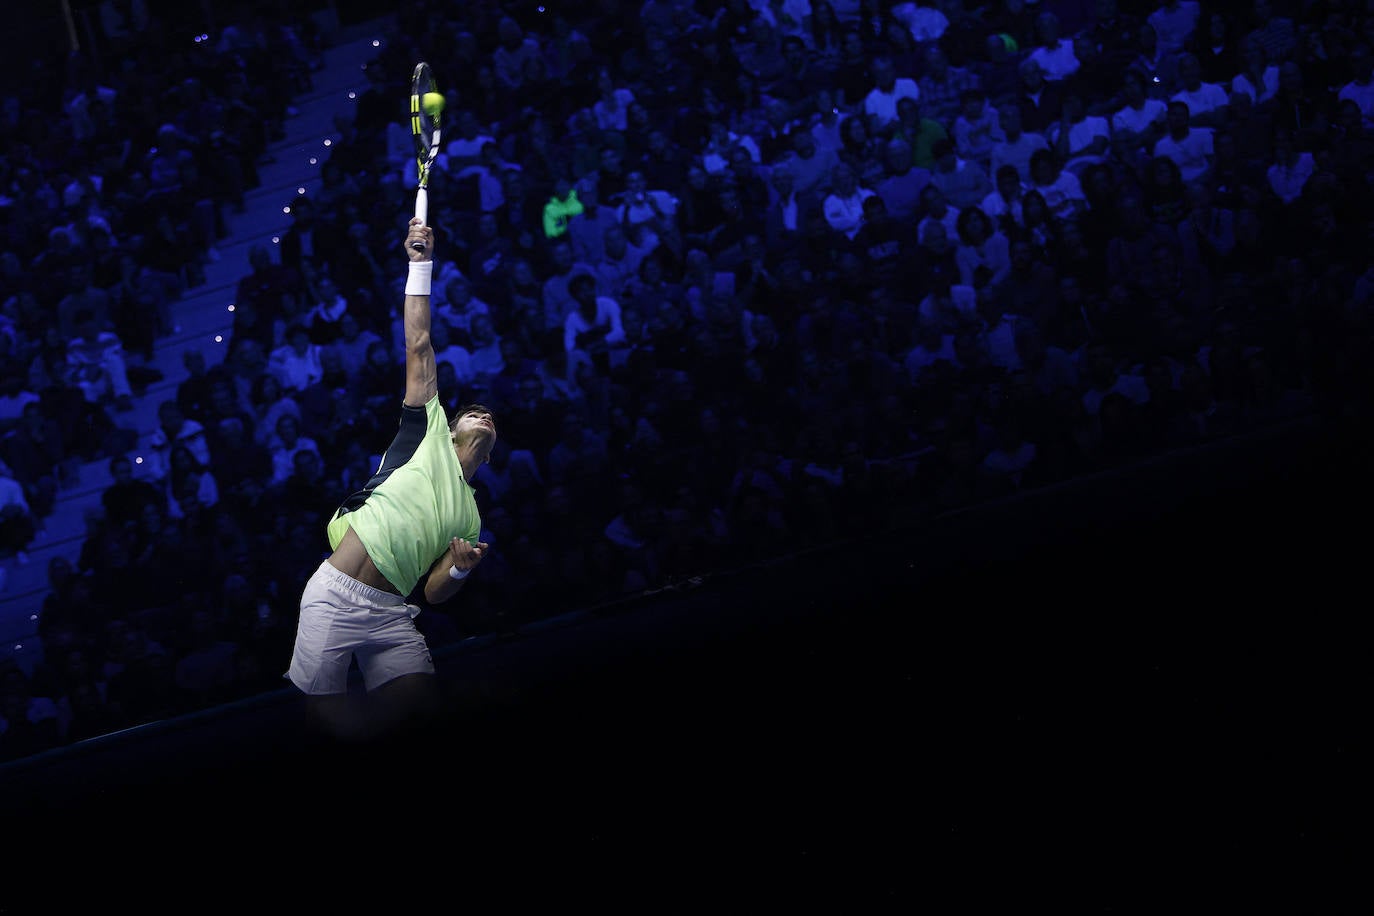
[4,0,1374,761]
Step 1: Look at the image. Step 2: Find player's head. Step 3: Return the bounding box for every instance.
[450,403,498,462]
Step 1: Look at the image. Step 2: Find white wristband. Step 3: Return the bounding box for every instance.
[405,260,433,296]
[448,564,470,581]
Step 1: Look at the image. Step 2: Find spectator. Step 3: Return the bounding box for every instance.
[1153,100,1214,184]
[0,458,36,562]
[954,205,1012,291]
[3,399,74,519]
[1026,10,1081,82]
[542,177,584,239]
[704,182,766,268]
[1337,42,1374,129]
[1028,148,1087,222]
[101,453,166,531]
[1067,32,1121,116]
[1266,60,1330,148]
[988,103,1050,186]
[267,323,324,394]
[831,27,876,109]
[65,309,135,413]
[248,371,302,450]
[265,413,321,488]
[902,314,958,385]
[1007,194,1064,279]
[444,109,498,173]
[55,262,115,344]
[822,164,876,240]
[435,273,492,342]
[492,16,544,89]
[567,180,620,266]
[1142,154,1189,227]
[862,55,921,131]
[175,349,216,424]
[916,184,961,255]
[274,445,336,520]
[233,245,303,354]
[916,43,980,126]
[783,126,843,204]
[1009,58,1065,135]
[208,414,273,508]
[164,443,220,521]
[594,224,654,298]
[806,86,848,156]
[1231,38,1279,106]
[1112,69,1170,167]
[952,88,1004,171]
[1176,180,1235,273]
[851,195,916,289]
[429,318,474,387]
[928,138,993,211]
[564,272,626,375]
[1171,51,1231,131]
[1241,0,1294,66]
[1264,126,1315,206]
[762,165,807,253]
[277,195,336,281]
[771,35,833,112]
[301,274,352,346]
[890,1,949,44]
[1146,0,1201,60]
[874,137,930,221]
[142,398,212,488]
[541,241,597,333]
[545,409,612,487]
[465,313,506,384]
[1086,0,1143,67]
[1050,91,1112,174]
[326,312,383,385]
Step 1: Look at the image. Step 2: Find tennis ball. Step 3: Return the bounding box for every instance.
[421,92,445,116]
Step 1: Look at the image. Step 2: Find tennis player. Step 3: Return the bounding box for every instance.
[287,217,496,740]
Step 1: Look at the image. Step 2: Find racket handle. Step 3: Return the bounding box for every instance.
[412,188,428,251]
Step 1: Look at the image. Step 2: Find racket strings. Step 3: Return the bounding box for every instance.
[410,63,440,182]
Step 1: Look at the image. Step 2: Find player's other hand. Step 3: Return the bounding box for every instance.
[406,218,434,262]
[449,536,487,573]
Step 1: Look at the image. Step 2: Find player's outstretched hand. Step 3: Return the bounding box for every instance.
[406,218,434,262]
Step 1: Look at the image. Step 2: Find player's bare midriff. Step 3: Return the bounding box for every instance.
[327,525,402,595]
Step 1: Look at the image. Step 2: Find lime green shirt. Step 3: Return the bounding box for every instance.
[543,190,584,238]
[897,118,950,170]
[327,395,480,596]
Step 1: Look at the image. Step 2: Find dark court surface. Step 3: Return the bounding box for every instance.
[1,418,1364,905]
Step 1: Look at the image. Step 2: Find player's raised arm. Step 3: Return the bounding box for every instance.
[402,217,438,408]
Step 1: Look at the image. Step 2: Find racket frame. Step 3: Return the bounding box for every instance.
[409,62,441,247]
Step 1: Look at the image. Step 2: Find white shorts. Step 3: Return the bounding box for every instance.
[287,560,434,695]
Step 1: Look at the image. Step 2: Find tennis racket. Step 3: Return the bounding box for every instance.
[409,61,441,251]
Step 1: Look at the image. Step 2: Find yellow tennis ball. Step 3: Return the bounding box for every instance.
[421,92,445,116]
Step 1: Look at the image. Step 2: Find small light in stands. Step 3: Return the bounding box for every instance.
[310,157,318,165]
[348,92,356,100]
[227,304,235,312]
[215,335,224,343]
[324,139,333,147]
[298,187,306,195]
[372,40,380,48]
